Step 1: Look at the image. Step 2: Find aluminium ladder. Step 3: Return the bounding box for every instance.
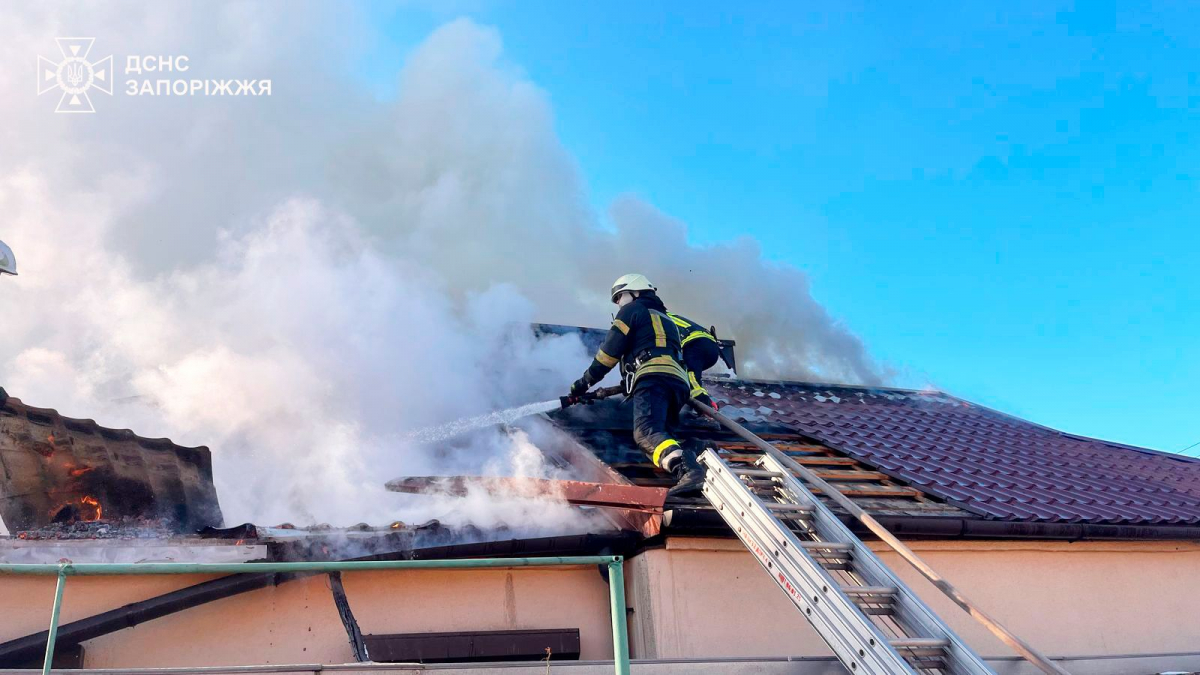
[700,448,995,674]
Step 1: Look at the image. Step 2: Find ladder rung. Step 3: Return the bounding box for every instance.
[840,585,896,596]
[889,638,949,649]
[892,636,950,661]
[699,449,992,674]
[734,468,784,478]
[764,502,813,512]
[795,541,852,550]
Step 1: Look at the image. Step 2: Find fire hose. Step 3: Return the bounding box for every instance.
[559,384,625,409]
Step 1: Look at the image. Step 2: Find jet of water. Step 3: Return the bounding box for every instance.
[406,399,562,444]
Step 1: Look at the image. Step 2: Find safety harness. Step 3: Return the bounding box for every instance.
[621,309,688,395]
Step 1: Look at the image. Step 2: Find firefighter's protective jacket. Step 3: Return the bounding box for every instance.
[665,312,716,347]
[580,294,688,391]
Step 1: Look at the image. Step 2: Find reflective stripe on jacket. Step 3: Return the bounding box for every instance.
[666,312,716,347]
[581,295,688,390]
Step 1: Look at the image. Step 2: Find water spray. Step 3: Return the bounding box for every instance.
[404,385,625,445]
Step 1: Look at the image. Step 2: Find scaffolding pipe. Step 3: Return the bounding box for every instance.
[606,559,631,675]
[0,556,618,576]
[41,567,66,675]
[0,556,630,675]
[688,399,1072,675]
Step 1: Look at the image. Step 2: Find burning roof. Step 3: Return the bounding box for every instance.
[5,352,1198,551]
[545,363,1200,530]
[0,388,223,534]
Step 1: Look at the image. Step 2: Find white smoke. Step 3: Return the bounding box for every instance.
[0,3,885,529]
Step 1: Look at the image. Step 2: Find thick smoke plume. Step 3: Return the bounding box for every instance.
[0,3,884,528]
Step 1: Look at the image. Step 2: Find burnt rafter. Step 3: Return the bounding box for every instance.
[385,476,668,512]
[327,572,369,662]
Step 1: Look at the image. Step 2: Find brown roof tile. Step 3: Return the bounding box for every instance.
[710,380,1200,525]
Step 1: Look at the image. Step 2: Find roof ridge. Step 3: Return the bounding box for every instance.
[716,376,942,396]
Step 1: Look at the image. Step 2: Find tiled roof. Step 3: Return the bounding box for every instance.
[0,388,223,532]
[709,380,1200,525]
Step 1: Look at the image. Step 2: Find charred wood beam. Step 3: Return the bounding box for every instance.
[385,476,668,512]
[327,572,368,662]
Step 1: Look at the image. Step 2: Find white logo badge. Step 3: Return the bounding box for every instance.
[38,38,113,113]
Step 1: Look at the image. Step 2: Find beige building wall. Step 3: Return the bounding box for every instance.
[626,537,1200,659]
[2,537,1199,669]
[0,567,614,668]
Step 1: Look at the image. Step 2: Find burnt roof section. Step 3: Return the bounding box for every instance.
[710,380,1200,525]
[0,388,223,532]
[549,393,976,520]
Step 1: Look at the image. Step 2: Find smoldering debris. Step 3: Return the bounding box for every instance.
[13,517,176,541]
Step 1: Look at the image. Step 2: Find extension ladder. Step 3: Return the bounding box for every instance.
[700,448,995,674]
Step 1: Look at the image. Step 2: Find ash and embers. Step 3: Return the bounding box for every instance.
[13,516,177,541]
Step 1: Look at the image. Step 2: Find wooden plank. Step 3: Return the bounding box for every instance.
[791,457,858,466]
[718,442,829,453]
[809,486,925,498]
[719,453,859,467]
[717,453,768,464]
[385,476,669,511]
[812,470,891,481]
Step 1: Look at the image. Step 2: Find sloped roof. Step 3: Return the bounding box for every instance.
[710,380,1200,525]
[0,388,223,532]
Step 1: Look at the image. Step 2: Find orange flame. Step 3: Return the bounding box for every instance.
[79,495,102,522]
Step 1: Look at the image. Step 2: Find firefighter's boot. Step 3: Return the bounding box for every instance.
[666,447,707,498]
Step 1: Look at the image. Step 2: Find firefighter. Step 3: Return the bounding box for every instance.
[0,240,16,276]
[665,311,720,410]
[568,274,706,496]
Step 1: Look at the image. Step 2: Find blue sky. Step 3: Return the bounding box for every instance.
[361,2,1197,454]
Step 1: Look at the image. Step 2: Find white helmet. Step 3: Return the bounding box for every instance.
[610,273,655,303]
[0,240,16,276]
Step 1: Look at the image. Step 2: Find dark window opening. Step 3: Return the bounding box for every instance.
[363,628,581,664]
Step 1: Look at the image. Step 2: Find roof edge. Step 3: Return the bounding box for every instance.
[0,387,209,453]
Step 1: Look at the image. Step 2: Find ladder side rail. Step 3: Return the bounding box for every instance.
[703,453,919,674]
[689,400,1070,675]
[758,452,995,675]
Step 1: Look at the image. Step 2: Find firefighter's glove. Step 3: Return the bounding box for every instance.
[569,378,590,397]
